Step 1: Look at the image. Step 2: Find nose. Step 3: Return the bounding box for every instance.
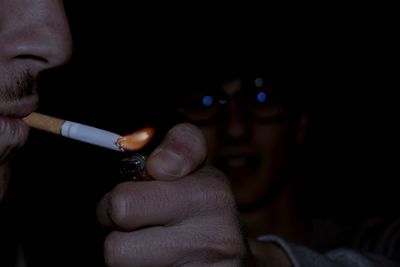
[0,0,73,76]
[222,98,249,140]
[220,80,249,141]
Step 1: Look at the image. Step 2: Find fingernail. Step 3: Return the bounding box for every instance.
[152,149,185,177]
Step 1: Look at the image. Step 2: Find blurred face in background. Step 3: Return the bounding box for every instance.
[179,73,307,210]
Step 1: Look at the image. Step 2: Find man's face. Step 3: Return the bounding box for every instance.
[179,76,306,209]
[0,0,72,199]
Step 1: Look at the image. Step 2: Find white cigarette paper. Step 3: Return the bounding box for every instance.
[61,121,122,151]
[23,112,122,151]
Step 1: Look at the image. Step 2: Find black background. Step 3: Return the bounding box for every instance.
[1,2,398,266]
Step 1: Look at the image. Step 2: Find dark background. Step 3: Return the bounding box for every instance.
[1,2,398,266]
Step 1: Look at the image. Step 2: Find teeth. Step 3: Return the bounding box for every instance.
[226,158,246,168]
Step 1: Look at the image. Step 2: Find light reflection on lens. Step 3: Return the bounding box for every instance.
[257,91,267,103]
[202,95,213,106]
[255,78,264,87]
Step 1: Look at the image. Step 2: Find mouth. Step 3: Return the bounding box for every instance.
[0,94,38,118]
[214,146,262,175]
[0,115,29,133]
[216,154,262,169]
[0,115,30,164]
[0,95,38,159]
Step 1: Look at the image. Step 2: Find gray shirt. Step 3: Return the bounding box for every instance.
[259,235,400,267]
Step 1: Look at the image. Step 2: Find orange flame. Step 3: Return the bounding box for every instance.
[116,127,155,152]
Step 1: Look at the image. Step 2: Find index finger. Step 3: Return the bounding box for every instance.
[146,123,207,180]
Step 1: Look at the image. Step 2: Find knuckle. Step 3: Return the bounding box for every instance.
[103,232,125,267]
[196,229,247,262]
[216,230,247,260]
[108,183,130,227]
[206,166,231,185]
[216,238,246,261]
[188,166,237,214]
[201,166,234,199]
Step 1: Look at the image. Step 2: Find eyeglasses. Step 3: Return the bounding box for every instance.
[178,76,298,124]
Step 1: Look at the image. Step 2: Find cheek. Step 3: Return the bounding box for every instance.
[253,123,296,169]
[0,164,10,200]
[254,123,293,149]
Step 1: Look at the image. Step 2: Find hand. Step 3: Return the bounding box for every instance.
[97,123,249,266]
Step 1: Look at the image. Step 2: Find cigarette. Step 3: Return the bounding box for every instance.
[23,112,154,152]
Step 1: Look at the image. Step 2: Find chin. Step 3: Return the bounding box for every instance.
[0,164,10,201]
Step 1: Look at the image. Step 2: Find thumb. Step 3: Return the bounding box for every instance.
[146,123,207,180]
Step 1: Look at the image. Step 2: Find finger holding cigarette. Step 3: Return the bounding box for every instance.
[23,112,154,152]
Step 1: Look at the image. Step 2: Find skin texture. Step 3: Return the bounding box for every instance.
[97,123,249,266]
[1,2,293,266]
[0,0,72,199]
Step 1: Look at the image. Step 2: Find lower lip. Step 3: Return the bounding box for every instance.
[0,116,30,141]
